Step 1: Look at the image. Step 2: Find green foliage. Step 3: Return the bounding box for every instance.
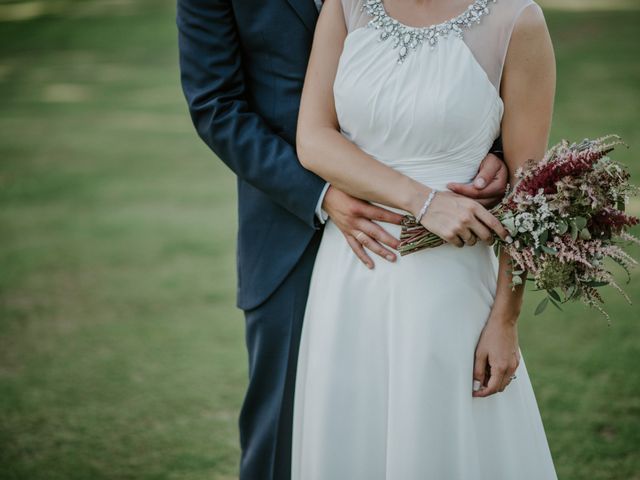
[0,2,639,480]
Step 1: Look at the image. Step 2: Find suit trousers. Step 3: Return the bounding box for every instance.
[239,229,323,480]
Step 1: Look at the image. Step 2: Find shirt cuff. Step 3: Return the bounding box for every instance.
[315,182,331,224]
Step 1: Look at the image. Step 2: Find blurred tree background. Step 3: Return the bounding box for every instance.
[0,0,638,479]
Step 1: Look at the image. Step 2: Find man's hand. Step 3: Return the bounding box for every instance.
[323,186,404,269]
[446,153,509,209]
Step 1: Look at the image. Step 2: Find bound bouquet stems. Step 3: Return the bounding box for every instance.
[397,135,639,320]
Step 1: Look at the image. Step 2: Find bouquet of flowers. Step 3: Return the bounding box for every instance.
[398,135,639,319]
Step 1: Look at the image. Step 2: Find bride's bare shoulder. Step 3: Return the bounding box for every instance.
[511,2,549,40]
[506,1,554,68]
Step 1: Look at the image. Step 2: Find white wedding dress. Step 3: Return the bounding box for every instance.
[292,0,558,478]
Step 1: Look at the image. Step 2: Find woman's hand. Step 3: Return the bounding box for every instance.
[472,317,521,398]
[468,1,553,400]
[418,190,512,248]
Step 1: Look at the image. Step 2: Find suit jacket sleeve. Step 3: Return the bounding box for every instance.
[176,0,326,229]
[489,135,504,160]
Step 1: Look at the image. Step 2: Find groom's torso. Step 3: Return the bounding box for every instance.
[231,0,321,310]
[233,0,318,145]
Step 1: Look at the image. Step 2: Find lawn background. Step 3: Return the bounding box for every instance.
[0,1,638,479]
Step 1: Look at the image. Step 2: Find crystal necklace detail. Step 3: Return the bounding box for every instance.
[362,0,496,64]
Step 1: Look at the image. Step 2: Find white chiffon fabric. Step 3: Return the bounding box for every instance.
[292,0,558,478]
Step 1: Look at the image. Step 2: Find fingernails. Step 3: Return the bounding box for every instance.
[386,254,395,261]
[505,235,513,244]
[473,380,482,392]
[474,177,486,188]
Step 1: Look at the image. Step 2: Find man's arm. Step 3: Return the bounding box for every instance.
[315,182,331,224]
[446,134,507,209]
[446,151,509,208]
[489,136,504,160]
[176,0,326,229]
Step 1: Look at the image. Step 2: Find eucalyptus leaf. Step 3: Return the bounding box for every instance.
[556,221,568,235]
[570,224,578,241]
[574,216,587,230]
[548,289,561,302]
[541,245,558,255]
[502,217,517,236]
[539,230,549,244]
[549,297,563,311]
[535,297,549,315]
[579,228,591,240]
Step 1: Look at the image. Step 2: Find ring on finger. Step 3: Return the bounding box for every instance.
[355,231,366,243]
[464,233,477,245]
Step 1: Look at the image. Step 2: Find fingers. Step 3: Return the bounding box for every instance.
[352,228,397,262]
[445,232,465,248]
[419,192,507,248]
[442,208,485,248]
[446,181,503,200]
[474,359,520,397]
[462,232,478,246]
[442,226,471,248]
[498,364,518,392]
[473,204,511,242]
[473,364,506,398]
[472,352,487,394]
[332,196,401,264]
[474,163,508,201]
[356,218,400,251]
[474,152,503,190]
[500,353,520,392]
[361,203,404,225]
[446,182,494,199]
[447,154,509,201]
[499,372,513,392]
[475,195,504,208]
[468,218,494,244]
[345,234,374,269]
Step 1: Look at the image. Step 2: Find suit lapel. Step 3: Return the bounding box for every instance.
[285,0,318,33]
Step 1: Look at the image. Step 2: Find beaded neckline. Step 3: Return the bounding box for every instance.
[362,0,496,64]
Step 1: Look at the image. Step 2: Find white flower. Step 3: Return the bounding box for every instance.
[515,212,535,233]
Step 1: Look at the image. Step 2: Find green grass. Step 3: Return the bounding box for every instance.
[0,2,639,479]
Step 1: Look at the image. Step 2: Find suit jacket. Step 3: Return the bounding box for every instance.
[177,0,325,311]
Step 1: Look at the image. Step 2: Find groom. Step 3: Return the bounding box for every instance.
[176,1,508,479]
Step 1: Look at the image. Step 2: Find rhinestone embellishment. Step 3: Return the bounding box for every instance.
[362,0,496,64]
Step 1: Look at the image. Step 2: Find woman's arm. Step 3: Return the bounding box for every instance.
[473,2,556,398]
[297,0,510,247]
[297,0,427,214]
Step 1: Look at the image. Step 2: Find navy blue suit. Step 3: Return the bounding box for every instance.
[176,1,324,479]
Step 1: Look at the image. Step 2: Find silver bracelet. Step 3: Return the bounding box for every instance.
[415,189,437,223]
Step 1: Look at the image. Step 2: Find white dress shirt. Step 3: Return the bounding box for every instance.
[315,182,330,223]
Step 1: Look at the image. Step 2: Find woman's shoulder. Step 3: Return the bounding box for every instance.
[514,1,547,29]
[509,0,550,45]
[502,0,554,81]
[486,0,548,49]
[483,0,541,26]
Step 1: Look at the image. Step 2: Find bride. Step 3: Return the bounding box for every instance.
[291,0,557,478]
